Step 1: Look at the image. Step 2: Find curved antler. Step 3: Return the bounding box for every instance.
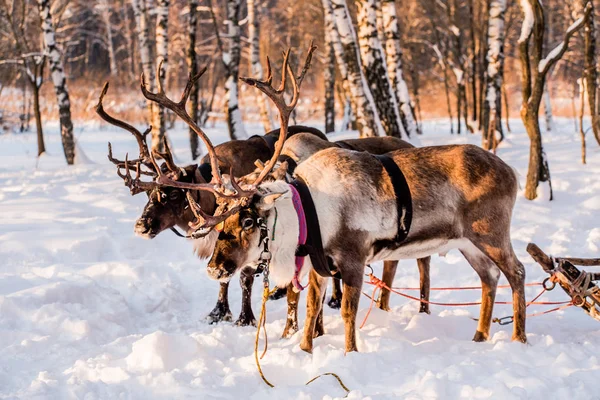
[240,41,317,187]
[140,63,224,185]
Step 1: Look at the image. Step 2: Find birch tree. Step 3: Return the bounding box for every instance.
[153,0,169,152]
[324,25,336,133]
[37,0,75,164]
[481,0,506,151]
[518,0,591,200]
[187,0,200,159]
[223,0,247,139]
[356,0,404,138]
[97,0,117,76]
[379,0,419,136]
[331,0,383,137]
[131,0,158,143]
[573,0,599,145]
[323,0,352,131]
[248,0,273,133]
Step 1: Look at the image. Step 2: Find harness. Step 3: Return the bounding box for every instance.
[249,134,278,154]
[374,154,412,242]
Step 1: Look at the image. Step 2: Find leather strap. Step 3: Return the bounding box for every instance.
[335,140,357,151]
[290,177,340,279]
[374,154,412,243]
[278,154,298,175]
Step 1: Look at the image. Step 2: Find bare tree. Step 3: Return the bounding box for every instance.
[38,0,75,164]
[482,0,506,151]
[97,0,117,76]
[518,0,591,200]
[222,0,247,139]
[330,0,383,137]
[187,0,200,159]
[131,0,157,139]
[356,0,404,137]
[324,23,336,133]
[380,0,419,136]
[153,0,169,152]
[573,0,599,145]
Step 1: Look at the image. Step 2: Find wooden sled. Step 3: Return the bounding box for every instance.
[527,243,600,321]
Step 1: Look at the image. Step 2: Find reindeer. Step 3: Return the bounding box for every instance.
[156,47,527,353]
[96,66,326,326]
[96,48,430,334]
[239,132,432,338]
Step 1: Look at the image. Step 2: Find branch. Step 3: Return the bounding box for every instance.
[538,3,592,76]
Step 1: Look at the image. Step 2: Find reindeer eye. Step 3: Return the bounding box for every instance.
[242,218,254,230]
[169,190,180,201]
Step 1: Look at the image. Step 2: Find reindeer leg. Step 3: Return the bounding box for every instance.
[282,284,299,338]
[417,257,431,314]
[460,246,500,342]
[300,270,326,353]
[341,265,363,353]
[477,243,527,343]
[327,278,342,309]
[377,261,398,311]
[314,288,326,338]
[206,282,233,324]
[235,267,256,326]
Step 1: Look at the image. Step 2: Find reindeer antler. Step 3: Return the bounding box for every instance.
[140,63,225,185]
[240,41,317,186]
[148,44,316,234]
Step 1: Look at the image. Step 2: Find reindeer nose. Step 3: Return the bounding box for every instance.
[134,218,153,238]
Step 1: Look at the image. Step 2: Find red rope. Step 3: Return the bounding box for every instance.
[360,274,572,329]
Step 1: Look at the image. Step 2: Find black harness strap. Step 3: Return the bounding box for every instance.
[279,154,299,175]
[374,154,412,243]
[335,140,357,151]
[198,162,213,183]
[249,134,277,154]
[290,178,340,279]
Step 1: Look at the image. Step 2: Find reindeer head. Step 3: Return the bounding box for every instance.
[96,68,219,243]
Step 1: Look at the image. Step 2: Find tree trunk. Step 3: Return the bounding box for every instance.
[187,0,200,159]
[356,0,403,137]
[32,82,45,156]
[579,78,587,164]
[224,0,247,140]
[324,25,336,133]
[522,106,551,200]
[99,0,118,76]
[121,3,137,79]
[468,0,478,123]
[248,0,273,133]
[582,1,599,145]
[542,86,554,132]
[482,0,506,150]
[502,81,511,133]
[38,0,75,164]
[131,0,156,130]
[154,0,169,152]
[380,0,419,136]
[331,0,383,137]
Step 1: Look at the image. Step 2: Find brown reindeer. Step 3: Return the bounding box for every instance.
[95,68,326,326]
[238,132,432,338]
[164,48,527,352]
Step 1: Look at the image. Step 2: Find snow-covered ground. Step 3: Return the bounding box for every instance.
[1,119,599,399]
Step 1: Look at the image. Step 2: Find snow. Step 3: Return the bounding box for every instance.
[518,0,534,44]
[2,119,600,399]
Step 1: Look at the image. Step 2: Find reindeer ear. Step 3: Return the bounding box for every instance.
[271,161,289,181]
[255,185,288,211]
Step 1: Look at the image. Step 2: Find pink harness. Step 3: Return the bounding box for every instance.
[289,184,308,291]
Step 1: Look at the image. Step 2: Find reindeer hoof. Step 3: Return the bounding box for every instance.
[206,307,233,324]
[472,331,489,342]
[299,340,313,354]
[512,333,527,344]
[235,313,257,327]
[327,297,341,309]
[281,323,298,339]
[268,287,288,301]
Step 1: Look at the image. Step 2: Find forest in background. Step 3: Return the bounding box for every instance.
[1,0,599,199]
